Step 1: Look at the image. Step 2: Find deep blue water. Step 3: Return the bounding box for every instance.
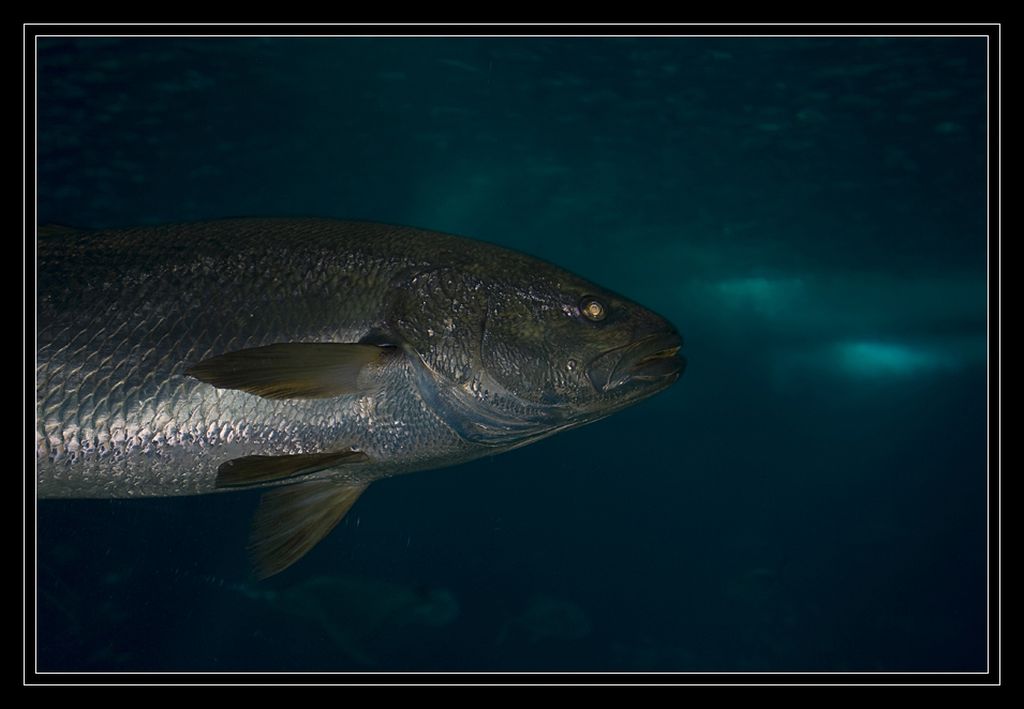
[35,36,988,673]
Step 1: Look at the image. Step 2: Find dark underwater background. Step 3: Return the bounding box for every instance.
[35,36,988,673]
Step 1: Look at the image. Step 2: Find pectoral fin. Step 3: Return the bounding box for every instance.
[187,343,390,399]
[249,479,369,579]
[216,449,369,488]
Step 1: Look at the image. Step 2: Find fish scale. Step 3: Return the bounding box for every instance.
[38,220,455,497]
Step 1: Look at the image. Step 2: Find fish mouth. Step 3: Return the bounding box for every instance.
[587,331,686,394]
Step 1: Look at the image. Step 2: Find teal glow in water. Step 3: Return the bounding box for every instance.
[833,340,959,377]
[713,276,806,317]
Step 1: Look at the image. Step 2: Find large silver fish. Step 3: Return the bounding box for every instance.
[36,219,685,577]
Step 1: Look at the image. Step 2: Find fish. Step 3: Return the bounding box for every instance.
[36,218,685,578]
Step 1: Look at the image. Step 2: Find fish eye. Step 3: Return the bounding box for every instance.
[580,297,607,322]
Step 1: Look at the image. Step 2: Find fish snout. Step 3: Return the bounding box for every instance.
[626,330,686,382]
[586,328,685,394]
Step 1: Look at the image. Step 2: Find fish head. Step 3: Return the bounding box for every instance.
[388,258,685,448]
[501,276,686,416]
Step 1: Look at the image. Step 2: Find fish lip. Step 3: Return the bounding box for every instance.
[620,332,685,381]
[587,331,685,393]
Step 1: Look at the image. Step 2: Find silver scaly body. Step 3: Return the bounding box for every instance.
[36,219,477,498]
